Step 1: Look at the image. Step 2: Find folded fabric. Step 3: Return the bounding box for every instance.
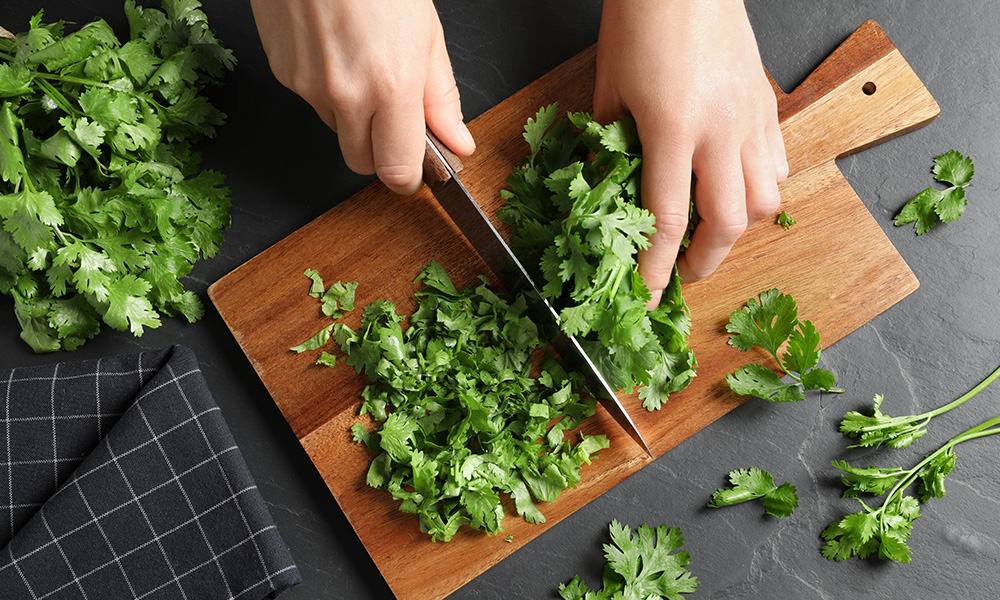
[0,345,301,600]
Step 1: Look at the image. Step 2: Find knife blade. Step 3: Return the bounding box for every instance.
[421,131,653,458]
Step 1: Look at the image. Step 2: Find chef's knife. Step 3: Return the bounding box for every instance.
[421,131,653,458]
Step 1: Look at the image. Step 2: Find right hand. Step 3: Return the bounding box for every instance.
[250,0,476,194]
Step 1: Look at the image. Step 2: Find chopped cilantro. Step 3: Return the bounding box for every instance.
[0,1,234,351]
[777,210,796,229]
[294,263,609,542]
[558,520,698,600]
[707,467,798,518]
[725,289,843,401]
[894,150,974,234]
[499,105,697,410]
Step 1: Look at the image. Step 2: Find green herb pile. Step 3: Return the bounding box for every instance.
[0,0,234,351]
[725,289,843,402]
[498,104,697,411]
[294,262,609,542]
[558,520,698,600]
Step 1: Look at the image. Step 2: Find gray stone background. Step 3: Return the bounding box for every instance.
[2,1,998,598]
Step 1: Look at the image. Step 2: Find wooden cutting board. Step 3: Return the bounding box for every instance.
[209,20,937,600]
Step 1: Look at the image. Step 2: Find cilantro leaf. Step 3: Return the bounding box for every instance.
[726,289,843,401]
[707,467,799,518]
[560,520,698,600]
[726,288,798,355]
[726,364,804,403]
[895,150,974,234]
[932,149,974,187]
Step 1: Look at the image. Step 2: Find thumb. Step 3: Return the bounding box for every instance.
[423,25,475,157]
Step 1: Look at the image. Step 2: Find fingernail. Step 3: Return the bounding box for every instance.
[457,121,475,151]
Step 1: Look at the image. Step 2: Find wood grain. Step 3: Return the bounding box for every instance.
[209,20,938,600]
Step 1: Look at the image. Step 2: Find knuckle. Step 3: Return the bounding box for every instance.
[685,262,716,282]
[747,185,781,221]
[714,218,748,245]
[652,211,690,240]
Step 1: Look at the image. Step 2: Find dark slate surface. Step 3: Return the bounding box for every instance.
[2,1,999,598]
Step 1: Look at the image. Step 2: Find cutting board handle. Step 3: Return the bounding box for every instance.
[774,20,940,174]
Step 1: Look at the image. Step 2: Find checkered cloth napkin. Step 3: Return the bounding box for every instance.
[0,346,301,599]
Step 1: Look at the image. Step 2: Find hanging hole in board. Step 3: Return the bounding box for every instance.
[862,81,877,95]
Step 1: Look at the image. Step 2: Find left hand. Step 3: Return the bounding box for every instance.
[595,0,788,308]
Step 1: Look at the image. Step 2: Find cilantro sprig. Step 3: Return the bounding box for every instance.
[839,363,1000,448]
[295,262,609,542]
[894,150,974,234]
[822,414,1000,563]
[0,1,235,351]
[499,105,697,410]
[725,289,843,402]
[559,520,698,600]
[707,467,799,518]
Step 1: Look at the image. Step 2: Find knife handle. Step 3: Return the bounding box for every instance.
[422,129,464,190]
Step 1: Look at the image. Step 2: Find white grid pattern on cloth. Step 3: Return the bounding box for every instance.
[167,363,274,589]
[0,346,300,600]
[1,359,161,545]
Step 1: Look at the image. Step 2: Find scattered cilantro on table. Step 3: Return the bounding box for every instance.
[292,262,609,542]
[823,413,1000,564]
[498,104,697,411]
[777,210,796,230]
[707,467,799,518]
[558,520,698,600]
[0,0,235,352]
[725,289,843,402]
[839,363,1000,449]
[894,150,974,234]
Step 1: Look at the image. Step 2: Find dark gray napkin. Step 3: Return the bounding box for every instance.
[0,345,300,599]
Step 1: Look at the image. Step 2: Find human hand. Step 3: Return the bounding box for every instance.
[595,0,788,308]
[249,0,476,195]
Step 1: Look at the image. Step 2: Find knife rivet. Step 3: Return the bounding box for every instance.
[862,81,877,96]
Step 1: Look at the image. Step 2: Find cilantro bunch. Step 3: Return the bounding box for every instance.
[0,0,235,351]
[558,520,698,600]
[499,105,697,410]
[725,289,843,402]
[296,262,609,542]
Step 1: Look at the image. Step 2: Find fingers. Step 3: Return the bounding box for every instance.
[677,142,747,283]
[424,27,475,157]
[369,84,427,195]
[636,129,695,309]
[741,135,781,223]
[764,98,789,182]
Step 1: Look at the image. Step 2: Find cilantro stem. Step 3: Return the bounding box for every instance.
[856,363,1000,434]
[33,78,80,117]
[770,349,845,393]
[923,363,1000,419]
[871,416,1000,527]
